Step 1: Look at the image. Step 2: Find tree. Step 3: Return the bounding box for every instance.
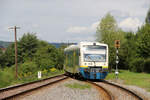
[3,43,15,67]
[0,49,3,67]
[136,24,150,58]
[55,45,66,69]
[122,32,137,70]
[145,8,150,24]
[96,13,118,42]
[18,33,39,62]
[34,44,57,70]
[96,13,126,71]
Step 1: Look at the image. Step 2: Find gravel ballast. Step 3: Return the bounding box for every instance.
[107,80,150,100]
[20,78,102,100]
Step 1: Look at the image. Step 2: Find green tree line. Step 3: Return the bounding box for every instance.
[96,9,150,73]
[0,33,65,78]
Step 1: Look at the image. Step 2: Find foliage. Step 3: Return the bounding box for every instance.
[120,32,137,70]
[0,68,15,88]
[145,8,150,24]
[0,33,65,70]
[129,57,144,72]
[144,58,150,73]
[96,10,150,73]
[96,13,126,71]
[18,33,39,62]
[3,43,15,67]
[136,24,150,58]
[34,45,57,70]
[0,66,64,88]
[0,32,65,87]
[18,61,38,78]
[55,46,65,69]
[0,49,3,68]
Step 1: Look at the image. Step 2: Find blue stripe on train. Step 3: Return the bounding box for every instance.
[79,67,108,79]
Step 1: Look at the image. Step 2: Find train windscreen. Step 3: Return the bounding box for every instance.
[84,45,106,51]
[83,45,107,62]
[84,54,106,62]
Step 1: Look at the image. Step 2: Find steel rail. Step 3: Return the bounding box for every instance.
[87,81,114,100]
[102,80,143,100]
[0,74,68,100]
[0,74,65,91]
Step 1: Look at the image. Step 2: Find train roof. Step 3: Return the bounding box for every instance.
[64,42,108,51]
[79,42,108,46]
[64,45,79,51]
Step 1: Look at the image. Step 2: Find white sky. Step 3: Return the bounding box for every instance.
[0,0,149,43]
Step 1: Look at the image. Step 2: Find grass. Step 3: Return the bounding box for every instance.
[65,83,91,90]
[106,70,150,92]
[0,68,64,88]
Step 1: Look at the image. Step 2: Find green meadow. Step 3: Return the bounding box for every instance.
[106,70,150,92]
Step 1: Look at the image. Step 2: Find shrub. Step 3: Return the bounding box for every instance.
[0,68,15,88]
[130,57,144,72]
[19,61,38,77]
[39,59,55,70]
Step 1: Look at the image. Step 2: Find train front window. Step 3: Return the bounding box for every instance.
[84,45,106,51]
[84,54,106,62]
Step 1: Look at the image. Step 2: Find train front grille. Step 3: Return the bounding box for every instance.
[90,67,102,73]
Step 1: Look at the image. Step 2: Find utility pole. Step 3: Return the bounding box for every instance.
[9,26,20,79]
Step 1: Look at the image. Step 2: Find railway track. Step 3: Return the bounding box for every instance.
[0,74,68,100]
[92,80,144,100]
[87,81,114,100]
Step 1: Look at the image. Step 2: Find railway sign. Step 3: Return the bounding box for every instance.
[38,71,42,79]
[115,40,120,48]
[115,40,120,79]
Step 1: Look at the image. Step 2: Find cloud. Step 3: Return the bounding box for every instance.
[0,0,149,42]
[32,24,39,28]
[110,10,130,18]
[66,21,99,34]
[66,26,87,33]
[119,17,143,32]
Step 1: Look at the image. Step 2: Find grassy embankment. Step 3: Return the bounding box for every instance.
[65,83,91,90]
[106,70,150,92]
[0,67,64,88]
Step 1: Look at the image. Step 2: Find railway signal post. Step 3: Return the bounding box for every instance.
[9,26,20,79]
[115,40,120,79]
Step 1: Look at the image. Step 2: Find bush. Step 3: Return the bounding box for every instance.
[19,61,38,77]
[130,57,144,72]
[0,68,15,88]
[39,59,55,70]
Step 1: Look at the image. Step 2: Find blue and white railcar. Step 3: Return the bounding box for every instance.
[64,42,109,79]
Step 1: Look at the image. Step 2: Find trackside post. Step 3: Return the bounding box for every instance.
[115,40,120,79]
[38,71,42,79]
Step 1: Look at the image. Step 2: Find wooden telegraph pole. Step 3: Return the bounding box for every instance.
[9,26,20,79]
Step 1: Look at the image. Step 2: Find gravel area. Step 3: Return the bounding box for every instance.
[96,82,139,100]
[0,75,67,99]
[107,80,150,100]
[19,78,102,100]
